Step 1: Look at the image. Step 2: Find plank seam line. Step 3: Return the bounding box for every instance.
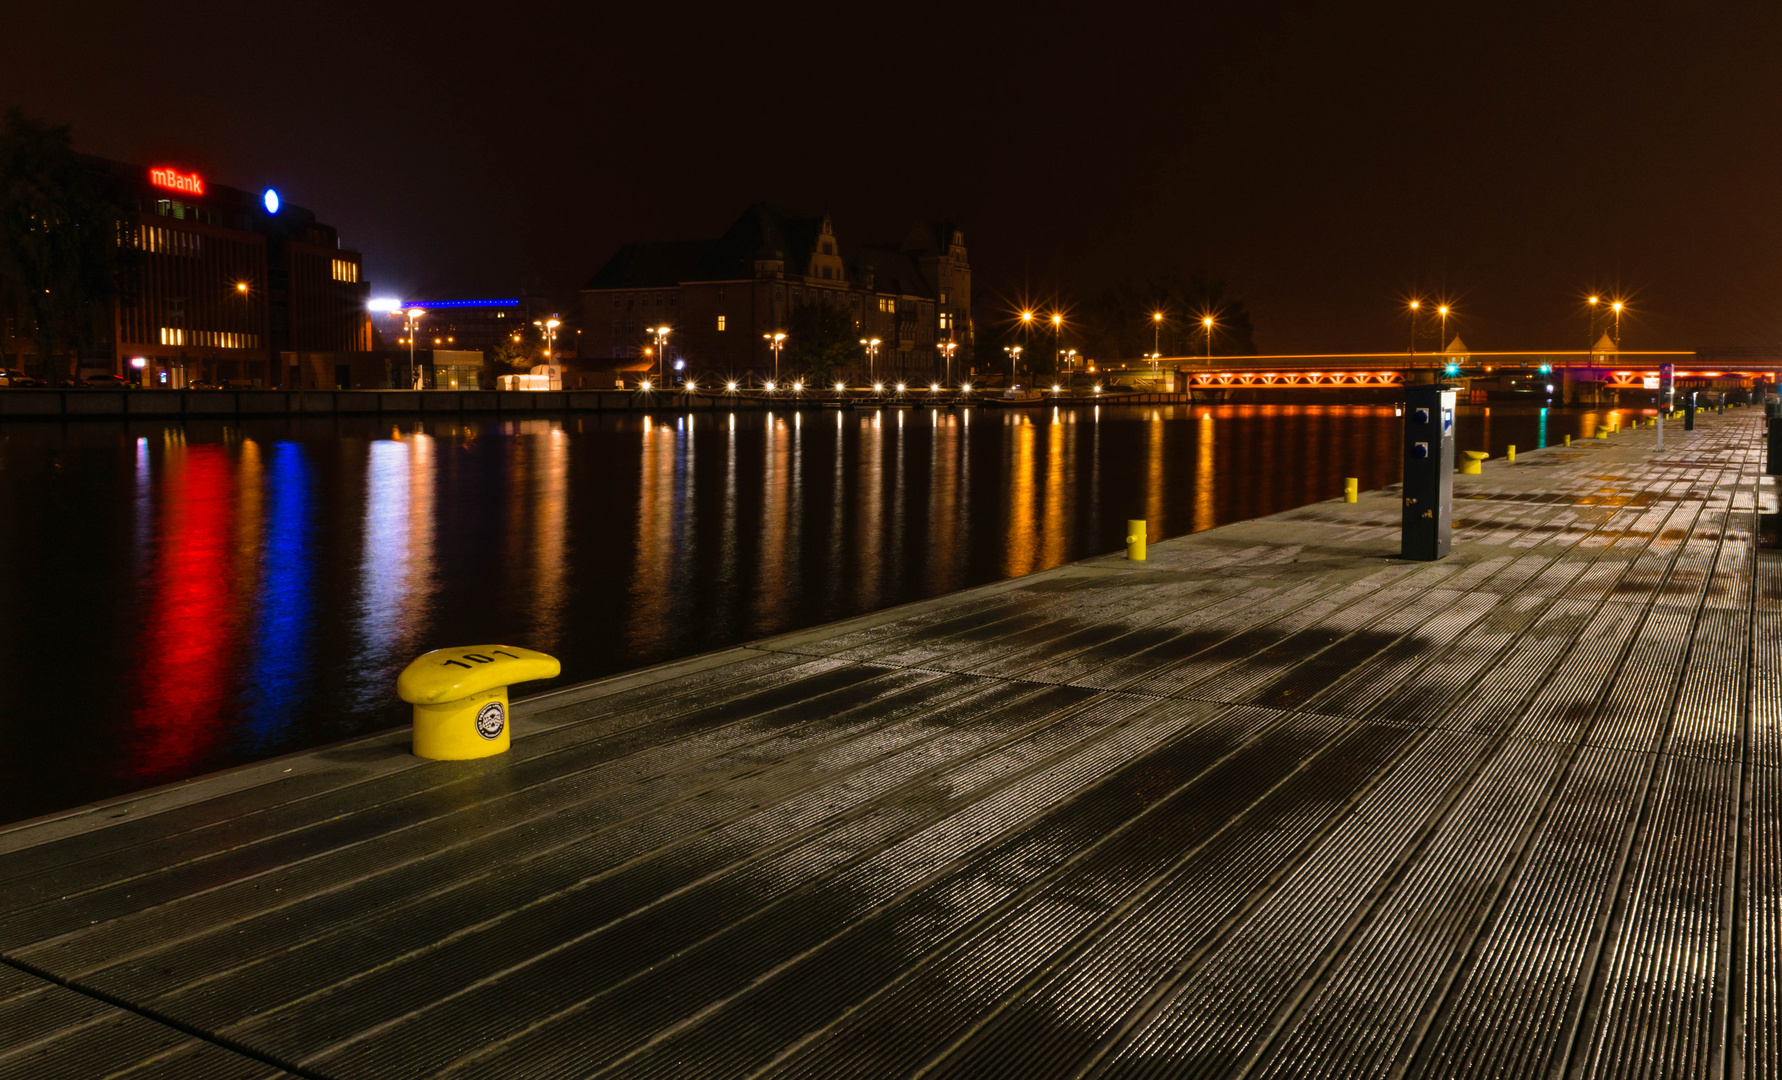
[0,954,330,1080]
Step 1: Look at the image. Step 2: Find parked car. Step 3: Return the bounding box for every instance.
[82,373,134,388]
[0,370,46,387]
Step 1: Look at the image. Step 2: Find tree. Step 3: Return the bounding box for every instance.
[486,336,541,374]
[1079,272,1256,362]
[783,299,859,382]
[0,108,130,380]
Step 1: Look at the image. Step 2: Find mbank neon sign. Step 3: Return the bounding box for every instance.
[149,168,204,195]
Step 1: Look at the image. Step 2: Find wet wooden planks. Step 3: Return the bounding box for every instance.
[0,408,1774,1079]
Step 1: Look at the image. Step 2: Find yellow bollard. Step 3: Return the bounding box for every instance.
[397,645,561,760]
[1460,450,1488,475]
[1506,444,1516,462]
[1344,478,1359,503]
[1126,519,1146,561]
[1564,434,1571,446]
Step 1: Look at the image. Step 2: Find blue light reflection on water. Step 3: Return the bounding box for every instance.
[238,441,316,751]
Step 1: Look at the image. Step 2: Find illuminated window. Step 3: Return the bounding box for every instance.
[717,316,726,331]
[331,259,359,283]
[158,327,184,346]
[940,313,951,330]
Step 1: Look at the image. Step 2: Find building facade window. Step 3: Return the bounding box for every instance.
[717,315,726,331]
[330,259,359,283]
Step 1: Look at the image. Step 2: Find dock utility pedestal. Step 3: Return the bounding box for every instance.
[1401,385,1456,561]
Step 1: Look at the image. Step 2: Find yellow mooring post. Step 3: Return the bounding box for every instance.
[1344,478,1359,503]
[1506,444,1516,462]
[1126,519,1147,561]
[397,645,561,760]
[1565,434,1571,446]
[1460,450,1488,475]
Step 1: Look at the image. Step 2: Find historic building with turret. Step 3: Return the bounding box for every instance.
[581,204,971,381]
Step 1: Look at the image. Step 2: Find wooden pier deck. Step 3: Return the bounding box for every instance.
[1,408,1776,1079]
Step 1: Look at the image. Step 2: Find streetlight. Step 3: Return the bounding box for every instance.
[1202,315,1214,365]
[1437,305,1449,354]
[1151,311,1164,368]
[937,340,958,385]
[764,332,786,382]
[1587,295,1600,352]
[1611,300,1624,351]
[1051,313,1064,375]
[1004,345,1022,384]
[646,326,671,382]
[1408,299,1420,362]
[533,316,562,360]
[859,337,881,380]
[406,307,426,389]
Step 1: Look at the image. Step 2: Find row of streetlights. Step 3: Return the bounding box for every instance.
[1404,295,1627,363]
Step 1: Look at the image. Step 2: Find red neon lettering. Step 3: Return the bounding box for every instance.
[148,168,205,196]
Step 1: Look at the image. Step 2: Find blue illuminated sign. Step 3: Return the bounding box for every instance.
[263,188,280,214]
[402,299,521,309]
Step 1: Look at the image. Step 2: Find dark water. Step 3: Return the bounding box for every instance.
[0,402,1645,821]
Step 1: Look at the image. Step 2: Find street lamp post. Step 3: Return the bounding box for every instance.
[1201,315,1214,365]
[1051,313,1063,377]
[646,326,671,383]
[533,317,562,361]
[406,307,426,389]
[1151,312,1164,369]
[1408,299,1420,364]
[859,337,881,381]
[764,332,786,382]
[1005,345,1022,383]
[937,341,957,386]
[1437,305,1449,355]
[1611,301,1623,352]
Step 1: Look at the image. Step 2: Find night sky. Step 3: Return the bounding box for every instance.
[10,1,1780,354]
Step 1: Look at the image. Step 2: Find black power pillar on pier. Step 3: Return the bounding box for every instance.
[1402,385,1456,560]
[1767,397,1782,475]
[1685,391,1696,431]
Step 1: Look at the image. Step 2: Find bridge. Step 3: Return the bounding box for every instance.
[1121,349,1779,397]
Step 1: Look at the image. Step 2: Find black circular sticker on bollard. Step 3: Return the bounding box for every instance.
[476,701,505,740]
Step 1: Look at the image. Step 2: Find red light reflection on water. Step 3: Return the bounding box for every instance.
[131,443,238,780]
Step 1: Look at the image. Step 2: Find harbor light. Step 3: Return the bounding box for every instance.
[765,381,776,391]
[640,379,652,390]
[727,381,738,391]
